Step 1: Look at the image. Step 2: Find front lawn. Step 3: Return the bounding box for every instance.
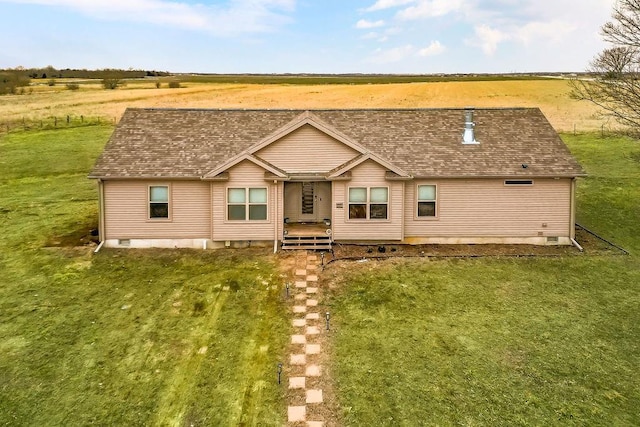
[0,127,288,425]
[327,133,640,425]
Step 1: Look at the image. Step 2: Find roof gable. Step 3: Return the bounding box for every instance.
[248,110,368,155]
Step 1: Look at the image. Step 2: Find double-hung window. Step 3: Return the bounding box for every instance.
[348,187,388,220]
[417,184,437,217]
[149,185,169,219]
[227,187,268,221]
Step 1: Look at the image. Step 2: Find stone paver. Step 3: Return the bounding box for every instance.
[293,318,306,327]
[306,389,323,404]
[288,406,306,422]
[286,251,327,425]
[289,377,306,389]
[290,354,306,365]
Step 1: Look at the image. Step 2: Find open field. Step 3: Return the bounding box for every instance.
[1,79,604,133]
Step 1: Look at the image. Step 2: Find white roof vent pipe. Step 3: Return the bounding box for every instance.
[462,108,479,144]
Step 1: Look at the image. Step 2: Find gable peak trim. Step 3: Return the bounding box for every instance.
[247,110,368,156]
[202,153,287,179]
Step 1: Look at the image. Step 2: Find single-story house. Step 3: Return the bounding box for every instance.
[88,108,585,250]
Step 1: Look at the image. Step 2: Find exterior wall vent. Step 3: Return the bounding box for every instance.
[462,108,478,145]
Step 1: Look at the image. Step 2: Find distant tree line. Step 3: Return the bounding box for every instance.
[0,66,173,95]
[2,66,172,80]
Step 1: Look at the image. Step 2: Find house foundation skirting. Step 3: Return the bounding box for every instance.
[103,236,571,249]
[401,236,572,246]
[103,238,275,249]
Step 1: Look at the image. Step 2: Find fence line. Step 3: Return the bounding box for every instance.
[1,115,117,134]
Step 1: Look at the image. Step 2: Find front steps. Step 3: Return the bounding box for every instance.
[281,235,332,251]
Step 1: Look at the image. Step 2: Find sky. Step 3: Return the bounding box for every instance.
[0,0,617,74]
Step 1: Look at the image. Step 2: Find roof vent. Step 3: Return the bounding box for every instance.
[462,108,478,144]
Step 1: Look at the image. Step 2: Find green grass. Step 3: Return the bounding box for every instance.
[563,133,640,254]
[327,134,640,425]
[2,125,639,426]
[0,127,289,425]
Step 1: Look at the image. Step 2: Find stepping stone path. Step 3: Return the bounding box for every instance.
[287,251,327,426]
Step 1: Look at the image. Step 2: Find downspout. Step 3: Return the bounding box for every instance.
[209,182,214,249]
[98,179,106,243]
[570,178,576,240]
[400,181,405,242]
[94,179,106,254]
[273,180,279,253]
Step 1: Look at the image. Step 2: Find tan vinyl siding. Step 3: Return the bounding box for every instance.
[255,124,359,173]
[404,178,572,238]
[103,180,211,239]
[212,160,276,241]
[332,160,403,240]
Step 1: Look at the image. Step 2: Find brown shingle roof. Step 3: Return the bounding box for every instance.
[89,108,585,179]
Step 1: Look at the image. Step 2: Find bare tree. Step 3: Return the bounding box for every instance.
[570,0,640,130]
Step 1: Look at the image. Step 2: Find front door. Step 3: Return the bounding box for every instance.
[299,182,317,222]
[285,182,331,223]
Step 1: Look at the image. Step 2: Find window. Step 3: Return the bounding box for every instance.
[417,185,436,217]
[227,187,268,221]
[149,185,169,219]
[348,187,388,220]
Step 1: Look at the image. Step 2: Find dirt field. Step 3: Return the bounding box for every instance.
[1,79,605,132]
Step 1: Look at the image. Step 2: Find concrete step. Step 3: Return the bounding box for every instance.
[281,244,332,251]
[281,235,332,251]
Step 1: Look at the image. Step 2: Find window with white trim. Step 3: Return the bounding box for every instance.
[227,187,268,221]
[348,187,388,220]
[417,184,436,217]
[149,185,169,219]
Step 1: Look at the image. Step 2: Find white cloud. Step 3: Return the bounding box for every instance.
[467,24,509,55]
[355,19,385,29]
[515,20,577,45]
[0,0,296,35]
[364,0,415,12]
[369,44,415,63]
[418,40,445,56]
[396,0,463,20]
[368,40,445,63]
